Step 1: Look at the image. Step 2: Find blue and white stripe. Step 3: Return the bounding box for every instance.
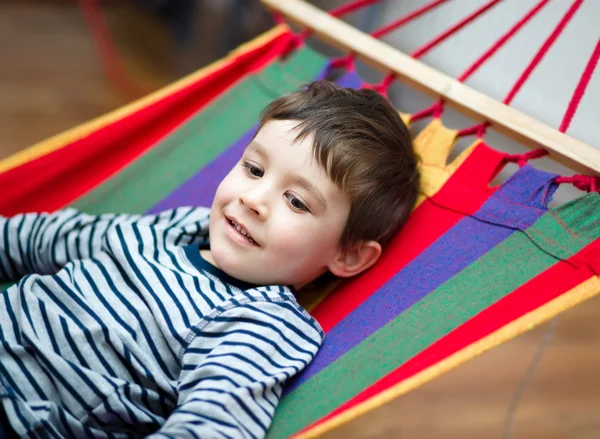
[0,207,323,438]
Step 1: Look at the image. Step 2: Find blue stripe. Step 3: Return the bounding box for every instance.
[181,371,271,417]
[123,384,163,430]
[185,397,258,439]
[118,226,187,347]
[0,342,48,400]
[2,218,19,279]
[191,328,307,369]
[2,287,22,345]
[194,352,279,408]
[246,303,320,349]
[19,332,94,411]
[79,261,137,340]
[30,214,51,273]
[18,277,39,339]
[15,216,31,274]
[204,272,227,302]
[48,210,79,268]
[193,387,267,434]
[36,280,119,377]
[156,232,203,318]
[212,315,314,356]
[186,351,281,405]
[94,247,179,367]
[177,409,238,430]
[25,215,44,274]
[39,301,61,355]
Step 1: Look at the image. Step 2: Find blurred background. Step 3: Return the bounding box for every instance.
[1,0,599,438]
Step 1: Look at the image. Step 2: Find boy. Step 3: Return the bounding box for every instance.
[0,81,418,438]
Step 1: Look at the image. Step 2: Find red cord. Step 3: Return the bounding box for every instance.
[453,0,584,139]
[456,121,490,138]
[458,0,551,82]
[504,148,549,168]
[298,0,385,40]
[411,0,502,59]
[417,0,550,121]
[370,0,501,96]
[371,0,448,39]
[329,0,382,18]
[336,0,448,92]
[555,175,600,193]
[559,38,600,133]
[554,38,600,190]
[77,0,150,99]
[503,0,584,106]
[275,0,384,56]
[409,101,444,122]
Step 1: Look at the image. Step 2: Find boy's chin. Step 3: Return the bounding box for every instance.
[211,243,321,289]
[211,248,264,285]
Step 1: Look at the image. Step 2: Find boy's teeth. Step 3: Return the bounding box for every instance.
[231,220,251,239]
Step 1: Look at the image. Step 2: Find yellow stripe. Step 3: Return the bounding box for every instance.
[295,275,600,438]
[0,25,289,175]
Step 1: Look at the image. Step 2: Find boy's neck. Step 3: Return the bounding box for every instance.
[199,249,217,268]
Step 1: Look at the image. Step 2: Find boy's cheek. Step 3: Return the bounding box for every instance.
[270,232,304,251]
[270,226,333,259]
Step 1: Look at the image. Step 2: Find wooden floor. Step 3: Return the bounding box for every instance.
[1,3,599,439]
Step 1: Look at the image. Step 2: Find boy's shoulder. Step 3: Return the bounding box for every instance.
[185,286,325,353]
[105,206,210,241]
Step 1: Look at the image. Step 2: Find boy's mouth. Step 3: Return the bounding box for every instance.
[226,216,259,246]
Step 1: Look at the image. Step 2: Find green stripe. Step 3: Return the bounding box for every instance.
[267,193,600,438]
[73,46,327,214]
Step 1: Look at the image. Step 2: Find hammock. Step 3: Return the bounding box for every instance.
[2,0,599,438]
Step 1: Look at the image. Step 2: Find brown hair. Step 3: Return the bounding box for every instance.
[258,80,419,249]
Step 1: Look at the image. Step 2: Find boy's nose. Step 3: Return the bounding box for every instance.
[239,192,268,220]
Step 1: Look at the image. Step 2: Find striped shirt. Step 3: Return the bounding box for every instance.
[0,207,324,438]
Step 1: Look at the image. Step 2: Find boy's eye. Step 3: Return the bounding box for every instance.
[285,193,309,213]
[242,162,264,178]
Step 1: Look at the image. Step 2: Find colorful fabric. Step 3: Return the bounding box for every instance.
[0,26,599,439]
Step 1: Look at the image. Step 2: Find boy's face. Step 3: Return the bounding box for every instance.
[205,119,350,288]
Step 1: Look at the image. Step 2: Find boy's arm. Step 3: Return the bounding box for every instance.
[0,207,207,281]
[149,301,323,439]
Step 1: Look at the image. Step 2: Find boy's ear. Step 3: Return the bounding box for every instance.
[327,240,382,278]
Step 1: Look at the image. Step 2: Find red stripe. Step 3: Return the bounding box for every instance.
[304,238,600,433]
[0,30,294,216]
[559,38,600,133]
[312,143,507,331]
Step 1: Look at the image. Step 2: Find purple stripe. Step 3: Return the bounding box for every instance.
[286,165,558,392]
[148,67,364,213]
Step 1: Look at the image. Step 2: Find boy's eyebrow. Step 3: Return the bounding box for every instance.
[292,175,327,209]
[247,141,268,159]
